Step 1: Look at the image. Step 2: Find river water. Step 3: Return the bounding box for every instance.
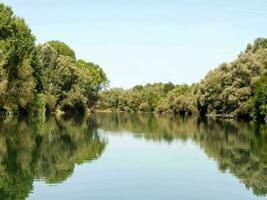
[0,113,266,200]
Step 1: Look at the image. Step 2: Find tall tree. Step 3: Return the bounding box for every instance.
[0,3,36,113]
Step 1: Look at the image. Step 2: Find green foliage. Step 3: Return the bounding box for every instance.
[0,3,108,116]
[35,42,108,112]
[48,40,76,59]
[98,83,198,115]
[0,3,36,112]
[197,38,267,119]
[250,76,267,121]
[246,37,267,53]
[0,2,266,121]
[156,84,198,115]
[97,83,177,113]
[35,47,108,113]
[34,43,58,93]
[76,59,108,108]
[29,93,46,117]
[98,38,267,121]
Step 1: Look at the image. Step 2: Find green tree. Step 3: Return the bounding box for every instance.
[198,38,267,119]
[0,3,36,114]
[251,76,267,121]
[48,40,76,59]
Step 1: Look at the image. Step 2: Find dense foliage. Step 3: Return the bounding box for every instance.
[35,42,108,114]
[48,40,76,59]
[198,38,267,120]
[97,82,175,112]
[0,3,266,121]
[250,76,267,120]
[98,38,267,121]
[0,4,36,114]
[0,3,108,116]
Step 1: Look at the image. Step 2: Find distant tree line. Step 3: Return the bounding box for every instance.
[97,38,267,122]
[0,3,108,117]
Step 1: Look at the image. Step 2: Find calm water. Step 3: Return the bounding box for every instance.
[0,113,266,200]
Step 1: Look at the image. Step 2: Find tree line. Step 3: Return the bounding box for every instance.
[0,3,266,121]
[97,38,267,122]
[0,3,108,117]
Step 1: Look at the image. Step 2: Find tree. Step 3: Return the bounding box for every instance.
[48,40,76,59]
[198,38,267,119]
[76,59,108,108]
[251,76,267,121]
[0,3,36,113]
[35,44,108,113]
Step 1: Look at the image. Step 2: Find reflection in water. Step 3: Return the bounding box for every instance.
[92,113,267,196]
[0,113,267,199]
[0,116,106,200]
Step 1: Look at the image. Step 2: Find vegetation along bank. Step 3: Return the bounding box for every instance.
[0,3,266,121]
[97,39,267,122]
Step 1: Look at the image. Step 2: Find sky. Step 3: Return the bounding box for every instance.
[2,0,267,88]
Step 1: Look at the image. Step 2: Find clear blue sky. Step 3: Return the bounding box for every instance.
[2,0,267,88]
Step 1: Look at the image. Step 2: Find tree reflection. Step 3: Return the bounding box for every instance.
[93,113,267,196]
[0,116,106,200]
[1,113,266,198]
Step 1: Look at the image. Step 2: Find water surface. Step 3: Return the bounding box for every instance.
[0,113,266,200]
